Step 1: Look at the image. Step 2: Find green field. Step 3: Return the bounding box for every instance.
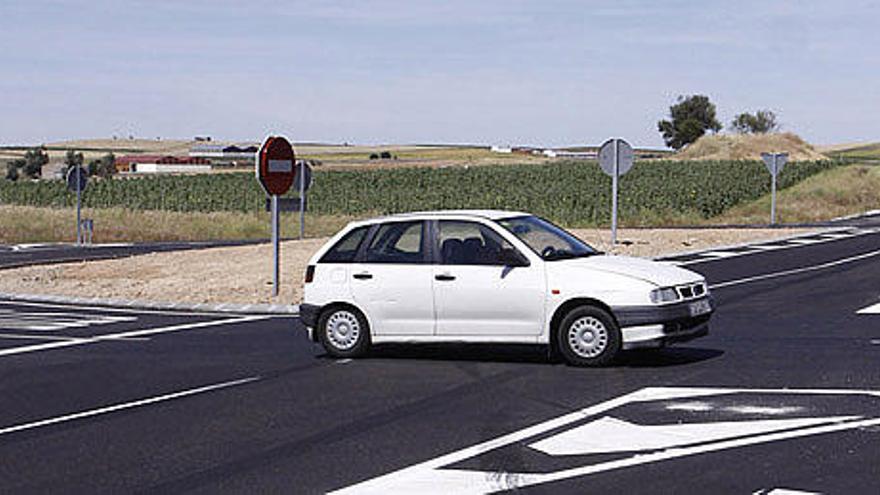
[0,159,839,228]
[828,143,880,161]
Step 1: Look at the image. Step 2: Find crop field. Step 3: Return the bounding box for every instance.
[0,160,838,227]
[828,143,880,161]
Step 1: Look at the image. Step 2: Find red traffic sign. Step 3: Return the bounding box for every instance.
[256,136,296,196]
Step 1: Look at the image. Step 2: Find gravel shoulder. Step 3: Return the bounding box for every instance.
[0,228,812,306]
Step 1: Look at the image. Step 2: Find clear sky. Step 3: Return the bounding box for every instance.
[1,0,878,147]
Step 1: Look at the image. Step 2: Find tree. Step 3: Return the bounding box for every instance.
[730,110,779,134]
[5,160,23,181]
[62,150,85,178]
[98,152,117,178]
[657,95,722,150]
[21,147,49,179]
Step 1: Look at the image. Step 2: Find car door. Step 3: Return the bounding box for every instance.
[349,220,436,336]
[432,220,546,336]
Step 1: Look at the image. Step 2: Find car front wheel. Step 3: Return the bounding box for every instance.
[318,306,370,358]
[557,306,621,367]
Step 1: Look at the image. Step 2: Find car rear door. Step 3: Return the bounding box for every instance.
[349,220,436,336]
[432,220,546,336]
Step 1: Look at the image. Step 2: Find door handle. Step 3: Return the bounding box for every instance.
[435,274,456,281]
[353,273,373,280]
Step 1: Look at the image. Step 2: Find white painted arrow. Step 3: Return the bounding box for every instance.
[856,302,880,314]
[528,415,858,456]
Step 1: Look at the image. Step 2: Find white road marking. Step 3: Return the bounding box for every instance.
[0,315,268,357]
[528,415,855,456]
[870,339,880,345]
[0,309,137,331]
[725,405,804,415]
[698,251,743,259]
[665,401,713,412]
[0,376,259,437]
[856,303,880,314]
[330,387,880,494]
[783,239,822,245]
[710,249,880,290]
[746,244,788,251]
[336,359,353,364]
[0,333,86,342]
[0,300,247,317]
[754,489,822,495]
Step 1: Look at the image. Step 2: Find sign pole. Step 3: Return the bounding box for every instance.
[770,154,778,225]
[299,165,305,240]
[611,139,619,245]
[272,194,280,297]
[76,165,82,246]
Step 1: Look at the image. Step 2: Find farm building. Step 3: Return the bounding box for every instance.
[189,144,258,160]
[115,155,212,174]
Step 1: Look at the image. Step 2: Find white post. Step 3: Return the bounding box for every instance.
[611,139,619,245]
[299,165,306,240]
[770,154,778,225]
[75,166,82,246]
[272,194,280,297]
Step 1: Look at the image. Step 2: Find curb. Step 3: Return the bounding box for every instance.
[0,292,300,316]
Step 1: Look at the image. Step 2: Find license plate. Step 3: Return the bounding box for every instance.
[689,299,712,317]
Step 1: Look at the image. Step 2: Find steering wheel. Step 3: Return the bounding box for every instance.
[541,246,557,259]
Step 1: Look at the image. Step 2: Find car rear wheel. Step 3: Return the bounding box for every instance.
[557,306,621,367]
[318,306,370,358]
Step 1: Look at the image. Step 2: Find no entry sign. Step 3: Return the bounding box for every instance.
[256,136,296,196]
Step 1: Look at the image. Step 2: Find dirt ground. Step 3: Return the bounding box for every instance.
[0,228,813,306]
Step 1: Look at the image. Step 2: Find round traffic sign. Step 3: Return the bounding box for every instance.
[256,136,296,196]
[66,166,88,192]
[598,138,634,177]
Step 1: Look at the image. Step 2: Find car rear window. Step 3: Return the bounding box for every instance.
[363,221,427,264]
[319,226,369,263]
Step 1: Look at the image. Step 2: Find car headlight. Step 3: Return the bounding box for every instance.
[650,287,680,304]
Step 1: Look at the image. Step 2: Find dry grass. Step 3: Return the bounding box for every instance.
[714,164,880,224]
[677,132,827,162]
[0,205,354,244]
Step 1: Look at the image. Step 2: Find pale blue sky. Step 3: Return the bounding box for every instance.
[1,0,878,147]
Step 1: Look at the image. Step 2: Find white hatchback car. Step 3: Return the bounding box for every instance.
[300,210,713,366]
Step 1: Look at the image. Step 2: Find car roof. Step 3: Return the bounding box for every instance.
[350,209,530,226]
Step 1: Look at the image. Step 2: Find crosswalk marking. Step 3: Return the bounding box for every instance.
[0,310,137,332]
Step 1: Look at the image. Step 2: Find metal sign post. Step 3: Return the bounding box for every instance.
[294,161,313,240]
[598,138,634,244]
[66,166,88,246]
[761,152,789,225]
[256,136,297,298]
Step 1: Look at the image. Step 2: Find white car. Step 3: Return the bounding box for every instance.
[300,210,713,366]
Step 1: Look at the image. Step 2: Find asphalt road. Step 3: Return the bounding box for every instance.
[1,228,880,493]
[0,240,264,269]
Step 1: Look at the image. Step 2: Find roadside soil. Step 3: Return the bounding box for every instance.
[0,228,813,306]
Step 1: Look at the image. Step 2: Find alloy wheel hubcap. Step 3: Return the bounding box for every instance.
[567,316,609,358]
[326,311,361,350]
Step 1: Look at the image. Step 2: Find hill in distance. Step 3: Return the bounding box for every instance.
[676,132,828,161]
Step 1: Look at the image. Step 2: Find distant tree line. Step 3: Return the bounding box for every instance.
[5,147,116,182]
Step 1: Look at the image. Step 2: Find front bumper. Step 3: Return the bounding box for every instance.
[613,296,714,350]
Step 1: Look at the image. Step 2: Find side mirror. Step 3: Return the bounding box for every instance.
[499,248,530,267]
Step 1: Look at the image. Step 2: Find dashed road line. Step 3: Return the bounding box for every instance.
[0,376,259,437]
[0,315,268,357]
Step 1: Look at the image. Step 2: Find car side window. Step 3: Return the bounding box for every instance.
[363,221,426,264]
[438,221,522,266]
[319,226,369,263]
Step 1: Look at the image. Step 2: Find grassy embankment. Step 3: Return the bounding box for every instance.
[713,163,880,224]
[0,206,353,244]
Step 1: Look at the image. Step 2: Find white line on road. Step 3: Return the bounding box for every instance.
[710,249,880,290]
[0,315,268,357]
[0,376,259,437]
[856,303,880,314]
[0,300,247,317]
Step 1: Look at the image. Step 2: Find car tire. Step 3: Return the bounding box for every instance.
[318,306,371,358]
[557,306,621,367]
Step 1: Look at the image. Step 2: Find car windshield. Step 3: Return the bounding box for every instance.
[497,215,599,261]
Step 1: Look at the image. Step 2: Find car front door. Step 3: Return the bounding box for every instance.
[349,220,435,336]
[432,220,546,336]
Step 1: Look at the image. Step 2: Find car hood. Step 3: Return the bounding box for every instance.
[555,255,703,287]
